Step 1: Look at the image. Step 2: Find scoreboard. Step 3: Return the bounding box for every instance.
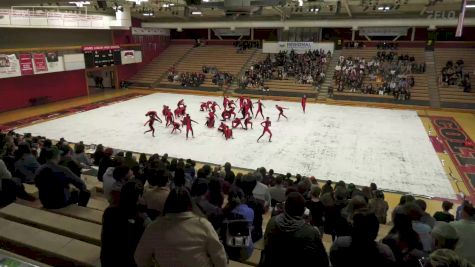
[83,45,122,68]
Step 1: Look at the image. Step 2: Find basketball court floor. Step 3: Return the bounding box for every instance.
[9,90,470,200]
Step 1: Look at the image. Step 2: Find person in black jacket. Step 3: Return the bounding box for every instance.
[260,192,329,267]
[98,148,114,181]
[101,180,150,267]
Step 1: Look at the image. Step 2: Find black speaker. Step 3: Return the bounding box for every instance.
[185,0,201,5]
[97,0,107,9]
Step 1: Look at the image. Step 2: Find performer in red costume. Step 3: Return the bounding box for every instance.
[237,96,245,109]
[162,105,170,116]
[210,101,220,113]
[232,117,244,129]
[206,111,218,128]
[200,102,209,111]
[244,115,253,130]
[177,99,185,108]
[275,105,288,121]
[171,121,182,134]
[223,96,230,109]
[227,100,236,109]
[239,102,250,119]
[174,105,187,118]
[144,111,162,137]
[255,99,265,119]
[257,117,272,142]
[246,97,254,116]
[225,127,233,140]
[218,122,227,135]
[301,95,307,113]
[182,114,198,139]
[165,109,174,127]
[221,109,232,121]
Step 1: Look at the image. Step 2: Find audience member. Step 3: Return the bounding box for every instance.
[405,202,432,252]
[427,249,474,267]
[134,187,227,267]
[108,165,133,205]
[98,148,114,181]
[101,180,150,267]
[72,143,92,167]
[14,142,40,184]
[330,211,396,267]
[34,147,90,209]
[239,173,265,242]
[269,175,286,207]
[252,171,271,211]
[369,190,389,224]
[306,186,324,233]
[433,200,455,223]
[191,178,223,230]
[416,199,436,229]
[260,192,329,267]
[93,144,105,166]
[431,222,459,250]
[143,168,170,218]
[450,202,475,264]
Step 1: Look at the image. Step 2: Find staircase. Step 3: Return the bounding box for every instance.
[318,49,341,100]
[425,51,441,108]
[127,45,193,87]
[236,49,261,82]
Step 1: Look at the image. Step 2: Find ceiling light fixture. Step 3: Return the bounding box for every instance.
[69,1,90,7]
[466,4,475,7]
[191,11,202,15]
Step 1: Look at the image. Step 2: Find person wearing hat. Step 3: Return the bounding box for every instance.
[260,192,329,267]
[431,222,459,251]
[450,202,475,264]
[34,147,90,209]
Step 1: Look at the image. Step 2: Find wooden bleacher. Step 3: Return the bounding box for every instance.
[337,47,430,102]
[128,44,193,86]
[0,203,101,246]
[160,45,256,89]
[0,217,101,267]
[434,48,475,105]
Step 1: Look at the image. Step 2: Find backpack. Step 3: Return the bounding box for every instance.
[223,212,252,248]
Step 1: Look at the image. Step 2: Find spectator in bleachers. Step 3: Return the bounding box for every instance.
[223,162,235,186]
[392,194,416,222]
[101,180,150,267]
[124,151,139,171]
[135,187,228,267]
[330,211,396,267]
[269,175,286,207]
[306,186,324,233]
[108,165,134,206]
[34,147,90,209]
[58,145,82,178]
[239,173,265,242]
[382,209,427,267]
[72,143,92,167]
[433,200,455,223]
[431,222,459,251]
[207,177,224,208]
[404,202,432,253]
[416,199,436,229]
[37,139,52,165]
[97,147,114,181]
[261,192,329,267]
[103,157,124,203]
[143,168,171,219]
[14,142,40,184]
[221,187,254,261]
[450,202,475,264]
[426,249,474,267]
[252,171,271,211]
[191,178,223,230]
[368,190,389,224]
[92,144,105,166]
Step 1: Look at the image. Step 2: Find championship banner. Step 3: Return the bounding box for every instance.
[0,54,21,78]
[33,53,48,72]
[120,50,136,65]
[19,54,34,75]
[262,41,335,54]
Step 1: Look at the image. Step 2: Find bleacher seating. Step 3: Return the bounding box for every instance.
[128,44,193,86]
[338,47,430,102]
[160,45,256,89]
[434,48,475,104]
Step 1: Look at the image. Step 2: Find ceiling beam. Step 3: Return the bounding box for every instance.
[343,0,353,17]
[143,17,475,29]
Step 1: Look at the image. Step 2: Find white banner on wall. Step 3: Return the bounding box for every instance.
[262,41,335,54]
[359,27,408,36]
[132,27,170,36]
[0,54,21,78]
[63,53,86,71]
[0,9,117,29]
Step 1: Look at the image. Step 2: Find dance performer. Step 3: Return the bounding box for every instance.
[162,105,170,116]
[171,121,182,134]
[225,127,233,140]
[206,111,218,128]
[174,105,187,118]
[227,99,236,109]
[275,105,288,121]
[246,97,254,116]
[165,109,174,127]
[255,99,265,119]
[237,95,245,109]
[210,101,220,113]
[257,117,272,142]
[239,102,250,119]
[244,115,253,130]
[218,122,228,134]
[177,99,185,108]
[223,96,230,109]
[200,102,209,111]
[182,114,198,139]
[301,95,307,113]
[144,111,162,137]
[221,109,232,121]
[232,117,244,129]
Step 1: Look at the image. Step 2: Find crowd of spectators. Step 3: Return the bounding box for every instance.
[440,60,472,92]
[344,41,364,49]
[1,131,475,267]
[167,67,206,88]
[240,49,331,91]
[334,52,425,100]
[376,42,399,50]
[203,66,235,88]
[234,40,261,53]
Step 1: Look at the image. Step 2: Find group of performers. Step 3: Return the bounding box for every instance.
[143,95,309,142]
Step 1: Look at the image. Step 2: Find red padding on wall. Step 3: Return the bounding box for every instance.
[0,70,87,112]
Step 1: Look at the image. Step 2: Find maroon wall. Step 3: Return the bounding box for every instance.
[0,70,87,112]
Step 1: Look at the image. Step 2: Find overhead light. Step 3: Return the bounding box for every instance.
[298,0,303,7]
[143,11,154,16]
[169,3,175,6]
[191,11,202,15]
[126,0,148,4]
[203,0,210,2]
[69,1,90,7]
[384,6,390,10]
[466,4,475,7]
[377,6,384,10]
